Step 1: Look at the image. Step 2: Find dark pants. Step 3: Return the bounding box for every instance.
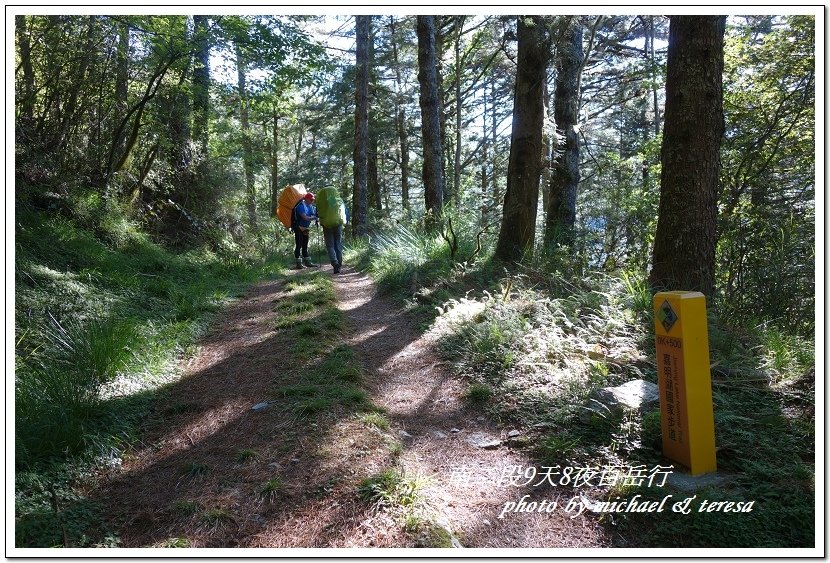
[294,228,310,258]
[323,224,343,266]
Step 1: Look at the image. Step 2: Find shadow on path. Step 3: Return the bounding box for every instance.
[92,265,610,549]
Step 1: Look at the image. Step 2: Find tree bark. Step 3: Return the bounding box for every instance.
[545,17,583,249]
[367,23,382,212]
[54,17,96,158]
[649,16,661,137]
[390,17,411,211]
[352,15,370,237]
[417,15,445,224]
[236,42,257,227]
[368,133,381,210]
[453,16,465,207]
[490,74,500,219]
[495,16,548,264]
[16,15,35,125]
[271,110,280,218]
[649,15,726,297]
[115,20,129,159]
[192,15,210,157]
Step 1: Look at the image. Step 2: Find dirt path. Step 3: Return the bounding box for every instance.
[97,265,610,549]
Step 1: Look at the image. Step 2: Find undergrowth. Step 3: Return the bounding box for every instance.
[14,205,280,547]
[361,218,815,548]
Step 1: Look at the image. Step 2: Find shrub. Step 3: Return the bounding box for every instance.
[16,315,137,460]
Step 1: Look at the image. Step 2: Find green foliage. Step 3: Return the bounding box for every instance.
[438,271,647,418]
[271,274,370,420]
[719,16,815,334]
[15,465,115,548]
[757,326,814,383]
[260,477,285,502]
[235,449,259,463]
[182,461,209,478]
[358,412,391,431]
[14,205,278,547]
[358,469,427,511]
[200,507,235,528]
[464,382,493,404]
[159,537,189,548]
[424,256,813,547]
[405,516,457,548]
[16,315,138,459]
[171,499,201,516]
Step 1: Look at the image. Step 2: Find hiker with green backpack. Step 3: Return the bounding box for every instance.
[315,186,348,274]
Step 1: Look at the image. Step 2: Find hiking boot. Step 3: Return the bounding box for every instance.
[302,257,317,267]
[294,258,304,269]
[333,263,341,274]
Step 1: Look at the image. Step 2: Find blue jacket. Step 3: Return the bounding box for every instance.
[294,200,317,230]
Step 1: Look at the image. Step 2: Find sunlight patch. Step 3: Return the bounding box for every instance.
[350,325,390,344]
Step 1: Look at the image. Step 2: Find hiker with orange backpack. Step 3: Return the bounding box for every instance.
[292,192,318,269]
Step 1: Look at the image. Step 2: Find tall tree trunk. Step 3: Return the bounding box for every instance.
[495,16,548,264]
[545,17,583,249]
[417,15,445,224]
[649,15,726,297]
[368,134,381,210]
[452,16,465,207]
[480,83,489,226]
[352,15,370,237]
[16,15,35,126]
[236,43,256,227]
[367,23,381,212]
[390,17,410,211]
[490,74,500,218]
[650,16,661,137]
[192,15,210,157]
[115,20,129,158]
[271,110,280,218]
[54,17,96,159]
[436,17,449,203]
[541,77,552,233]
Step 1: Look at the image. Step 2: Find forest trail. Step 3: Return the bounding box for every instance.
[97,265,610,549]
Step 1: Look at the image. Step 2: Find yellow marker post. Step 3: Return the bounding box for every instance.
[654,291,717,475]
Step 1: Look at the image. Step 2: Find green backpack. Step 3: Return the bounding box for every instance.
[316,186,347,228]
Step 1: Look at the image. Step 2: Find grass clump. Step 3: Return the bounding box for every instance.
[16,314,139,460]
[235,449,259,463]
[171,499,201,516]
[293,396,334,417]
[361,214,489,317]
[158,537,189,548]
[464,382,493,404]
[182,461,209,478]
[275,332,370,420]
[358,468,427,511]
[200,507,235,528]
[358,411,391,431]
[537,434,582,465]
[260,477,285,502]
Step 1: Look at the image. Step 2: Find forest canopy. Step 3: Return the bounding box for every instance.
[14,12,816,333]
